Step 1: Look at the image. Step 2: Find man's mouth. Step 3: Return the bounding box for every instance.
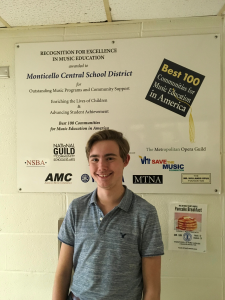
[97,173,112,178]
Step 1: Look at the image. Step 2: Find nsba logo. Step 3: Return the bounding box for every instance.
[25,160,47,167]
[45,173,72,183]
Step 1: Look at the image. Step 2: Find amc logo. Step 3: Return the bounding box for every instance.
[25,160,47,166]
[45,173,72,182]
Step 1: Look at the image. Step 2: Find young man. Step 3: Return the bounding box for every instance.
[52,129,164,300]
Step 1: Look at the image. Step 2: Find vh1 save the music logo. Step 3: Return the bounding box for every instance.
[145,59,205,117]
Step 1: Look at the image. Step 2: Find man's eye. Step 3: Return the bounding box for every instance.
[91,158,98,162]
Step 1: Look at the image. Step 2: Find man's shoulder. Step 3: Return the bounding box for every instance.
[68,190,94,210]
[128,189,157,213]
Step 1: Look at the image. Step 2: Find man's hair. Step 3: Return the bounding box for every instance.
[86,129,130,161]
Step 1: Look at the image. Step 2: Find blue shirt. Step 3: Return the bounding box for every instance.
[58,187,164,300]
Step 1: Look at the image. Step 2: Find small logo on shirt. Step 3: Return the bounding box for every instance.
[120,232,126,238]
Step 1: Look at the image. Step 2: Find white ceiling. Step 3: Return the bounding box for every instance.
[0,0,224,28]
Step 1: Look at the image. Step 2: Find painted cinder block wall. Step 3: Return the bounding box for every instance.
[0,16,224,300]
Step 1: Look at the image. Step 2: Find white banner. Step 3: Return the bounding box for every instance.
[168,203,207,252]
[16,35,221,193]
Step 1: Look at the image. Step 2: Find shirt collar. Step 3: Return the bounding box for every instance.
[117,186,133,212]
[89,188,98,206]
[89,186,133,212]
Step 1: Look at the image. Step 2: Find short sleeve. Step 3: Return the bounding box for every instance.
[58,204,75,247]
[141,206,164,257]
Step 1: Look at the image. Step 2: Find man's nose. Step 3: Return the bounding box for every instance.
[98,159,108,169]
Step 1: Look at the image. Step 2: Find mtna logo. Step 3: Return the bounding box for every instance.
[133,175,163,184]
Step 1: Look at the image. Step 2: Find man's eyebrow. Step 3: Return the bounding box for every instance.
[89,153,117,158]
[89,154,98,158]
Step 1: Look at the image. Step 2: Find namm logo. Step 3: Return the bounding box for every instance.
[133,175,163,184]
[25,160,47,167]
[45,173,72,184]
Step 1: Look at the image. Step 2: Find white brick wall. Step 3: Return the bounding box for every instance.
[0,16,224,300]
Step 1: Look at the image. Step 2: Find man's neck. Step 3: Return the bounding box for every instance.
[96,185,125,215]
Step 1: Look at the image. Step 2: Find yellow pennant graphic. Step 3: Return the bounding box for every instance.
[173,88,195,143]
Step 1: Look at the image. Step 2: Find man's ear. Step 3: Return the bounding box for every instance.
[123,154,130,167]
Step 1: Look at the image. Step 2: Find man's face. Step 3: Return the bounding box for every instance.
[88,140,130,191]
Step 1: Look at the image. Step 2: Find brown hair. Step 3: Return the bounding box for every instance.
[86,129,130,161]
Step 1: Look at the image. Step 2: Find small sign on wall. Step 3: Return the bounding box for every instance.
[168,203,207,252]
